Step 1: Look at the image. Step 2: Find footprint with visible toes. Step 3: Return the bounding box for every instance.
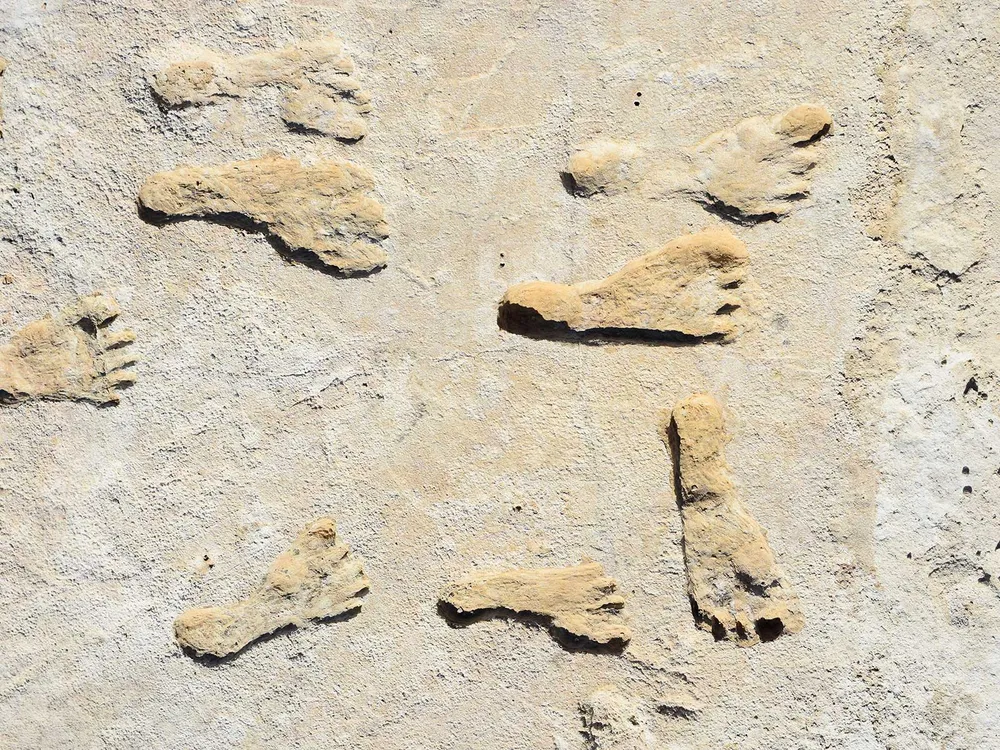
[647,104,833,222]
[498,229,750,343]
[0,291,137,406]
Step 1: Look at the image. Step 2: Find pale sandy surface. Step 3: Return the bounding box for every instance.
[1,1,998,748]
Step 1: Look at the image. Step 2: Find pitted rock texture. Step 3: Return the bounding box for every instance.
[151,36,373,140]
[138,154,389,274]
[663,393,804,645]
[499,229,748,342]
[174,518,369,658]
[565,140,640,196]
[0,292,137,406]
[440,561,630,646]
[0,56,6,137]
[579,685,658,750]
[648,104,832,221]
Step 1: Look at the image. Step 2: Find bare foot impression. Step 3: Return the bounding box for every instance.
[499,229,749,343]
[175,518,369,659]
[138,154,390,275]
[564,140,641,196]
[579,685,657,750]
[0,292,137,406]
[662,394,803,645]
[439,561,630,648]
[151,36,373,140]
[647,104,832,222]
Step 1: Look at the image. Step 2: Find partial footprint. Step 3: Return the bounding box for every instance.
[0,292,137,406]
[174,518,369,659]
[647,104,832,222]
[151,36,372,140]
[439,561,630,648]
[662,394,804,645]
[138,154,390,275]
[499,229,749,343]
[564,140,641,196]
[579,686,658,750]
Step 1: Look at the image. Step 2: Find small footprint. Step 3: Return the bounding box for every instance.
[439,561,630,648]
[578,686,658,750]
[499,229,749,343]
[174,518,369,659]
[563,139,641,197]
[663,394,804,645]
[0,292,137,406]
[150,36,373,140]
[138,154,390,275]
[647,104,833,222]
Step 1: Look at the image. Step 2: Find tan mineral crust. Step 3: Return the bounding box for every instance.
[1,1,999,748]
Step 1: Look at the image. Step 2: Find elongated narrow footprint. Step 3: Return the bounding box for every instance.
[151,36,372,140]
[662,394,803,645]
[138,154,389,275]
[0,292,137,406]
[647,104,832,222]
[175,518,369,659]
[439,561,630,648]
[499,229,748,343]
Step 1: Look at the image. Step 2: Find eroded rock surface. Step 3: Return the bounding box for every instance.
[174,518,369,658]
[499,229,748,342]
[663,393,804,645]
[579,685,658,750]
[138,154,389,274]
[151,36,372,140]
[565,140,640,196]
[648,104,832,221]
[0,56,7,137]
[0,292,137,406]
[439,561,630,646]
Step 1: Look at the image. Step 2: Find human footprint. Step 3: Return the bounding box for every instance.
[647,104,832,221]
[439,561,630,647]
[151,36,373,140]
[578,686,658,750]
[662,394,803,645]
[499,229,749,342]
[564,140,641,196]
[0,292,137,406]
[175,518,369,658]
[138,154,390,275]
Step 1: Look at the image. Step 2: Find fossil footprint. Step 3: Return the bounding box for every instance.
[439,561,630,647]
[662,393,803,645]
[499,229,749,342]
[0,292,137,406]
[174,518,369,658]
[138,154,390,275]
[151,36,372,140]
[579,685,657,750]
[648,104,832,222]
[564,140,641,197]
